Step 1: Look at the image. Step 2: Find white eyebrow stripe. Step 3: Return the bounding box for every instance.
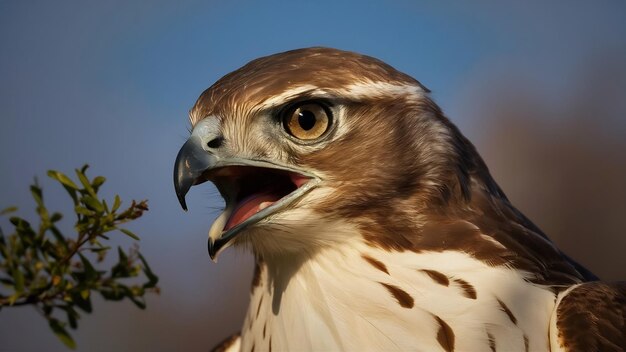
[340,80,426,100]
[257,84,324,110]
[257,81,426,110]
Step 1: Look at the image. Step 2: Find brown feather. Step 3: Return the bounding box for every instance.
[379,283,414,308]
[454,278,477,299]
[420,269,450,286]
[251,259,264,293]
[362,254,389,274]
[434,315,455,352]
[556,281,626,351]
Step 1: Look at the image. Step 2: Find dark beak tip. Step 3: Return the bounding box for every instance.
[176,192,189,211]
[174,136,216,213]
[207,239,217,260]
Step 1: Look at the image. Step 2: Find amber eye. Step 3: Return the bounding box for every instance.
[283,103,330,140]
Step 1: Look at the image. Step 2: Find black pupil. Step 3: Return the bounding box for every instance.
[298,110,317,131]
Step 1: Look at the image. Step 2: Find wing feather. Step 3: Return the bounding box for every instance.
[551,282,626,351]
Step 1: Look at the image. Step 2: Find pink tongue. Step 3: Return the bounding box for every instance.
[290,173,310,188]
[224,191,282,231]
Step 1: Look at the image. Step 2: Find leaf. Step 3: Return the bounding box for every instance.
[11,218,36,243]
[139,253,159,289]
[30,185,44,208]
[36,201,50,221]
[49,319,76,349]
[8,293,18,305]
[71,292,92,313]
[58,305,80,330]
[75,168,96,198]
[0,206,17,215]
[128,295,146,310]
[88,246,110,253]
[80,289,90,300]
[47,170,80,190]
[62,185,79,206]
[82,196,104,213]
[119,228,139,241]
[13,269,25,293]
[100,288,124,301]
[74,206,95,217]
[67,308,79,329]
[112,195,121,212]
[117,247,128,263]
[92,176,106,191]
[8,216,19,226]
[78,253,97,281]
[111,247,133,278]
[49,226,68,248]
[50,212,63,222]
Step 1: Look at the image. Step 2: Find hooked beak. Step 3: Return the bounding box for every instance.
[174,135,216,211]
[174,135,320,260]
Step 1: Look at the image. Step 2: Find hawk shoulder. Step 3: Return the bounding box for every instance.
[551,281,626,351]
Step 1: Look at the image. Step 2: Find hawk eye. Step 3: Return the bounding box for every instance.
[283,103,330,140]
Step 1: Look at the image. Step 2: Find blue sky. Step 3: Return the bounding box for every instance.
[1,1,625,350]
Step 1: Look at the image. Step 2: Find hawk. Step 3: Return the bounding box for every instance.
[174,48,625,351]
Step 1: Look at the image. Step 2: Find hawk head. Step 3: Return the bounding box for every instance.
[174,47,509,261]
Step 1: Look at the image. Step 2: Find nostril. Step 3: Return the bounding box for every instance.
[206,137,223,149]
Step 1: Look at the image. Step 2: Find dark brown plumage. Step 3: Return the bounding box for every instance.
[556,282,626,351]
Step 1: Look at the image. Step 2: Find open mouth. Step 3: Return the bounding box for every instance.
[212,166,311,231]
[173,135,321,260]
[201,164,318,258]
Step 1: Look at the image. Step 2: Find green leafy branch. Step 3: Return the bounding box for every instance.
[0,165,159,349]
